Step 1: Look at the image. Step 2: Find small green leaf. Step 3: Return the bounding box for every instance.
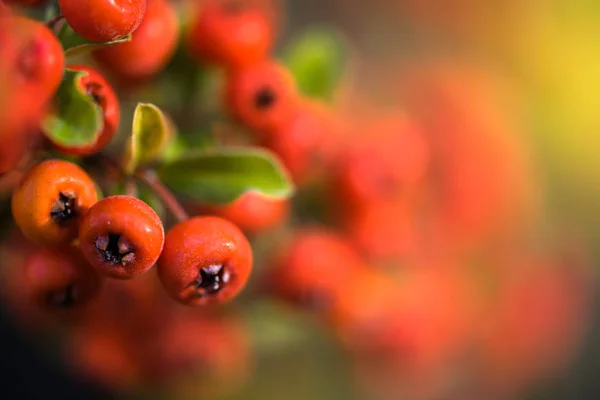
[123,103,174,174]
[283,28,347,101]
[42,69,104,149]
[58,24,131,58]
[157,148,294,204]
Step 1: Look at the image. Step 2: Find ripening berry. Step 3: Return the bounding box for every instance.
[0,16,65,174]
[224,60,298,133]
[49,65,120,156]
[78,196,165,280]
[157,216,253,306]
[267,229,365,310]
[11,160,99,245]
[22,246,102,311]
[187,0,273,67]
[194,192,289,234]
[57,0,147,42]
[94,0,179,81]
[261,100,342,183]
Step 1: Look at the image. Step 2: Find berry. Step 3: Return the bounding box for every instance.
[0,16,65,174]
[267,229,364,310]
[224,60,298,133]
[187,0,273,67]
[157,216,253,306]
[79,195,164,280]
[331,113,429,210]
[194,192,289,234]
[22,246,101,311]
[261,100,341,183]
[51,65,120,156]
[94,0,179,81]
[57,0,147,42]
[11,160,98,245]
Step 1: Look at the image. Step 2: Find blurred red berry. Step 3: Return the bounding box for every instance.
[187,0,273,67]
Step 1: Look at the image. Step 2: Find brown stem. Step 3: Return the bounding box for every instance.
[136,170,188,223]
[45,14,65,32]
[124,179,138,197]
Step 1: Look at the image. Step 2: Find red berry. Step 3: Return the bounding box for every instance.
[157,216,253,306]
[94,0,179,81]
[187,0,273,67]
[224,60,298,133]
[0,16,65,174]
[193,192,289,234]
[22,245,102,311]
[261,100,341,183]
[267,229,365,310]
[50,65,120,156]
[11,160,99,245]
[57,0,147,42]
[78,195,165,280]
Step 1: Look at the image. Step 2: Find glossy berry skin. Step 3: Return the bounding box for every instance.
[195,192,289,234]
[187,0,273,67]
[57,0,147,42]
[224,60,298,133]
[23,246,102,311]
[11,160,99,245]
[268,229,365,311]
[52,65,120,156]
[94,0,179,81]
[79,196,164,280]
[157,216,253,306]
[0,16,65,174]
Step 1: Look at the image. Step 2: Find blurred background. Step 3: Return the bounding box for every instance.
[2,0,600,399]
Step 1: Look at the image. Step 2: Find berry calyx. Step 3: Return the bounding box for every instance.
[78,195,164,280]
[11,160,99,245]
[157,216,253,306]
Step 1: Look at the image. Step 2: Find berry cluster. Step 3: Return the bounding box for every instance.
[0,1,593,399]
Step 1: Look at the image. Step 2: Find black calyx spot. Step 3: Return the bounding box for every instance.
[193,264,230,297]
[46,284,77,308]
[96,233,134,266]
[86,82,104,106]
[50,192,77,225]
[254,87,277,110]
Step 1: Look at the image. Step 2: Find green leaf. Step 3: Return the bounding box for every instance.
[283,28,347,101]
[157,147,294,204]
[123,103,174,174]
[58,24,131,58]
[41,69,104,149]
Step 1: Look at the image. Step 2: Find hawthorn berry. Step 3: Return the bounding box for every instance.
[224,60,298,133]
[187,0,273,67]
[22,246,102,311]
[0,16,65,174]
[57,0,147,42]
[11,160,99,245]
[267,229,365,310]
[261,100,341,183]
[157,216,253,306]
[194,192,289,234]
[78,195,164,280]
[94,0,179,81]
[50,65,120,156]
